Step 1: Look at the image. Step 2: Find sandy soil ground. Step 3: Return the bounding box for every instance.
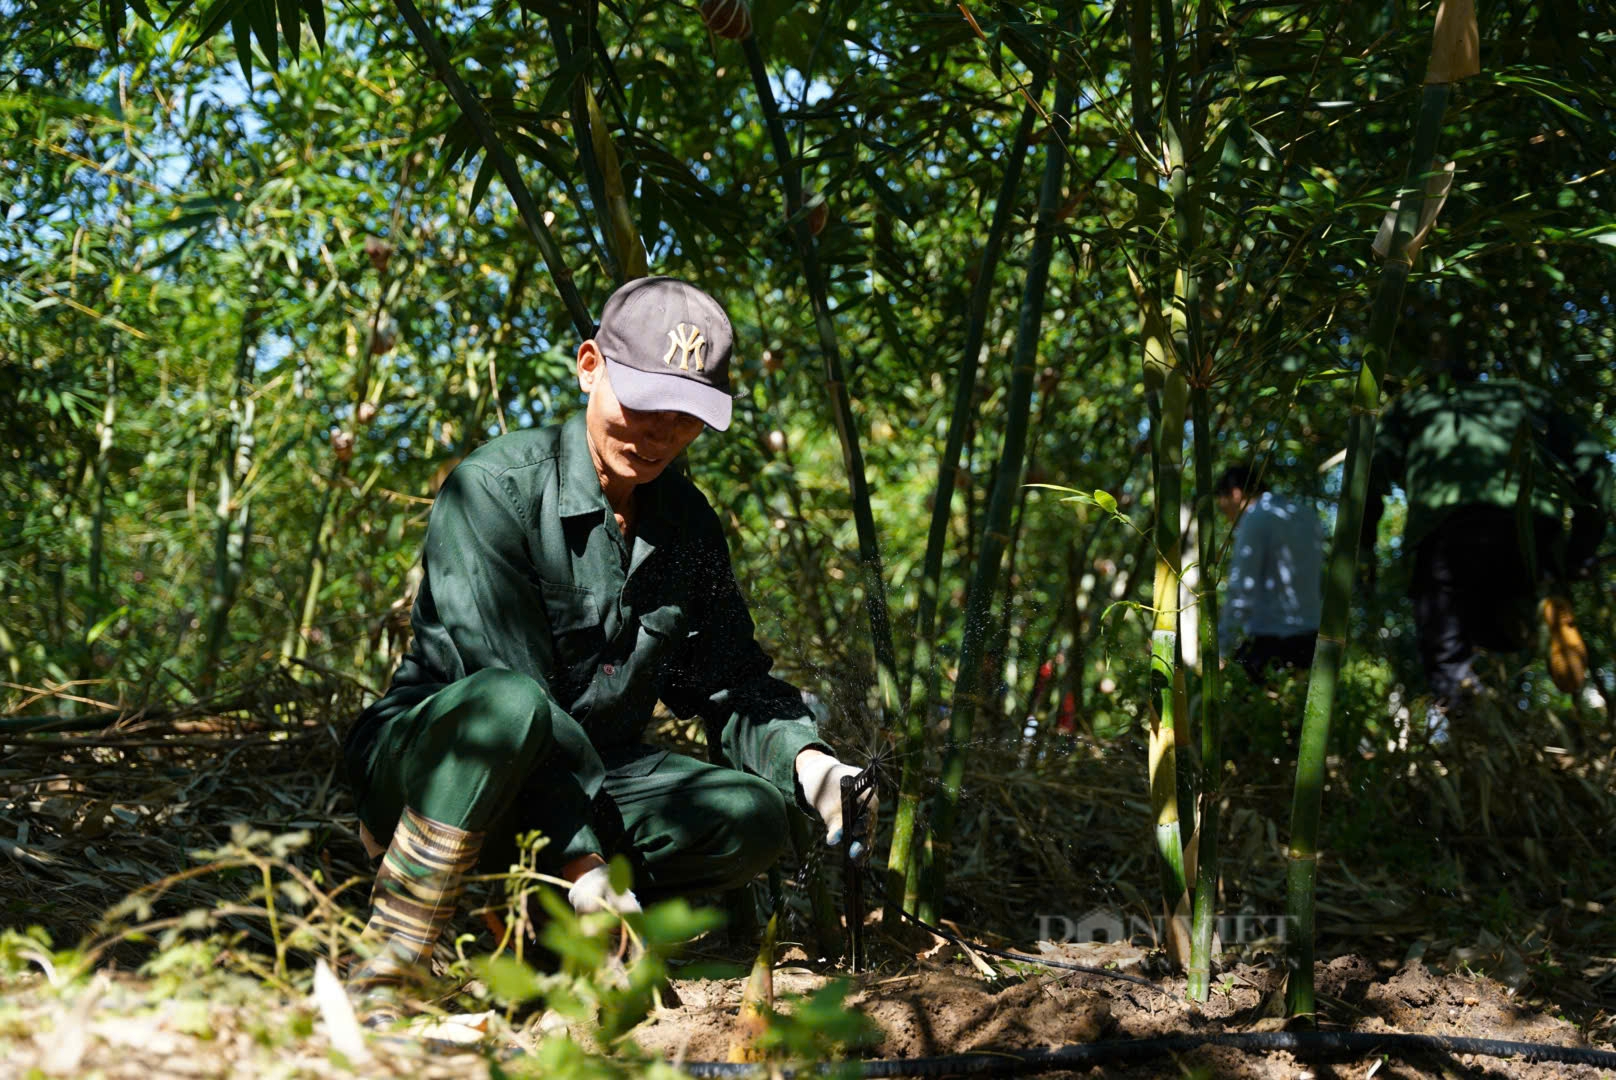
[635,937,1614,1080]
[3,932,1612,1079]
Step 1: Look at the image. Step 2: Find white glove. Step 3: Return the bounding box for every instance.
[566,865,642,916]
[795,749,878,861]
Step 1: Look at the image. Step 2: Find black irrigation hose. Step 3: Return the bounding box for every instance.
[676,1031,1616,1077]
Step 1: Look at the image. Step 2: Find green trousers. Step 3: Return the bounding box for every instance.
[351,668,790,898]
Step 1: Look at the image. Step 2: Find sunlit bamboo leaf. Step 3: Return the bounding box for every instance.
[585,80,647,278]
[85,606,130,646]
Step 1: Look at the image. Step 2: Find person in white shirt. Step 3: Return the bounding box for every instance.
[1216,465,1326,685]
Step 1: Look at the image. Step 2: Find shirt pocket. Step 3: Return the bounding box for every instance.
[539,580,604,693]
[637,605,690,669]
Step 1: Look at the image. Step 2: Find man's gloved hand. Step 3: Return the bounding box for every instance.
[566,864,642,916]
[795,748,878,861]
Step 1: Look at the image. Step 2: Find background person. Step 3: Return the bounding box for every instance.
[1364,372,1611,728]
[1216,464,1326,686]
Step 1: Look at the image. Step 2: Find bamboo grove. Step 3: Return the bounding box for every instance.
[4,0,1614,1015]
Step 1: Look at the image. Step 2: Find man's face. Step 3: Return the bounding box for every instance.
[1217,488,1246,524]
[578,340,705,489]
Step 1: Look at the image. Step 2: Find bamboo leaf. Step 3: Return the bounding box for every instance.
[85,606,129,646]
[100,0,126,59]
[231,12,253,82]
[501,132,572,185]
[250,0,278,70]
[535,50,593,121]
[434,118,479,186]
[1000,23,1048,74]
[1247,126,1280,163]
[467,151,496,215]
[278,0,301,61]
[1493,75,1592,122]
[302,0,324,50]
[585,80,646,278]
[861,163,916,225]
[1115,176,1172,212]
[0,92,118,121]
[186,0,244,57]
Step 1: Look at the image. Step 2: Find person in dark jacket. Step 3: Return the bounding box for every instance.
[1365,375,1610,727]
[343,278,874,1011]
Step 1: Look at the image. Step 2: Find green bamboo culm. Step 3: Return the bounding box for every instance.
[200,281,261,689]
[392,0,594,339]
[1285,75,1461,1019]
[1146,369,1190,916]
[920,75,1077,921]
[83,346,118,653]
[1186,385,1221,1002]
[740,34,902,723]
[284,192,414,669]
[1128,0,1192,951]
[886,78,1047,923]
[1163,0,1217,999]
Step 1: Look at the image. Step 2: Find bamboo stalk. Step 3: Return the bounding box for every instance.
[282,165,419,669]
[1187,385,1221,1001]
[1160,0,1219,999]
[1146,369,1189,907]
[200,290,261,688]
[392,0,594,339]
[886,82,1046,921]
[921,76,1076,921]
[740,35,901,725]
[87,348,117,599]
[1129,0,1192,953]
[1284,80,1458,1020]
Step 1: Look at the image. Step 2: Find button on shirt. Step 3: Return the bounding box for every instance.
[345,411,826,803]
[1220,491,1325,656]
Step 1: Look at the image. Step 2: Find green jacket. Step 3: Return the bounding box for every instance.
[347,411,827,805]
[1368,378,1611,570]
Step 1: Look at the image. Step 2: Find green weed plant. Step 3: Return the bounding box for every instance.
[0,824,880,1077]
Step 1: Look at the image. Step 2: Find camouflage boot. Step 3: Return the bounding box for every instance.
[348,807,483,1025]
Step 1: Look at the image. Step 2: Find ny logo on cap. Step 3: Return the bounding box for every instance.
[663,323,706,372]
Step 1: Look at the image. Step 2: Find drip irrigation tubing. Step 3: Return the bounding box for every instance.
[674,1031,1616,1076]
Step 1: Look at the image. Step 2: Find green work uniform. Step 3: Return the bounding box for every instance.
[1369,378,1611,570]
[343,412,829,897]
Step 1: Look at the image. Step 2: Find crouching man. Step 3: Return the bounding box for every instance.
[342,277,873,1012]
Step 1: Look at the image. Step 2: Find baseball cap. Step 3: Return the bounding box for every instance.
[594,276,734,431]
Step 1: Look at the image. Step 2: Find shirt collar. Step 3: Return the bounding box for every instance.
[558,411,610,518]
[556,410,680,527]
